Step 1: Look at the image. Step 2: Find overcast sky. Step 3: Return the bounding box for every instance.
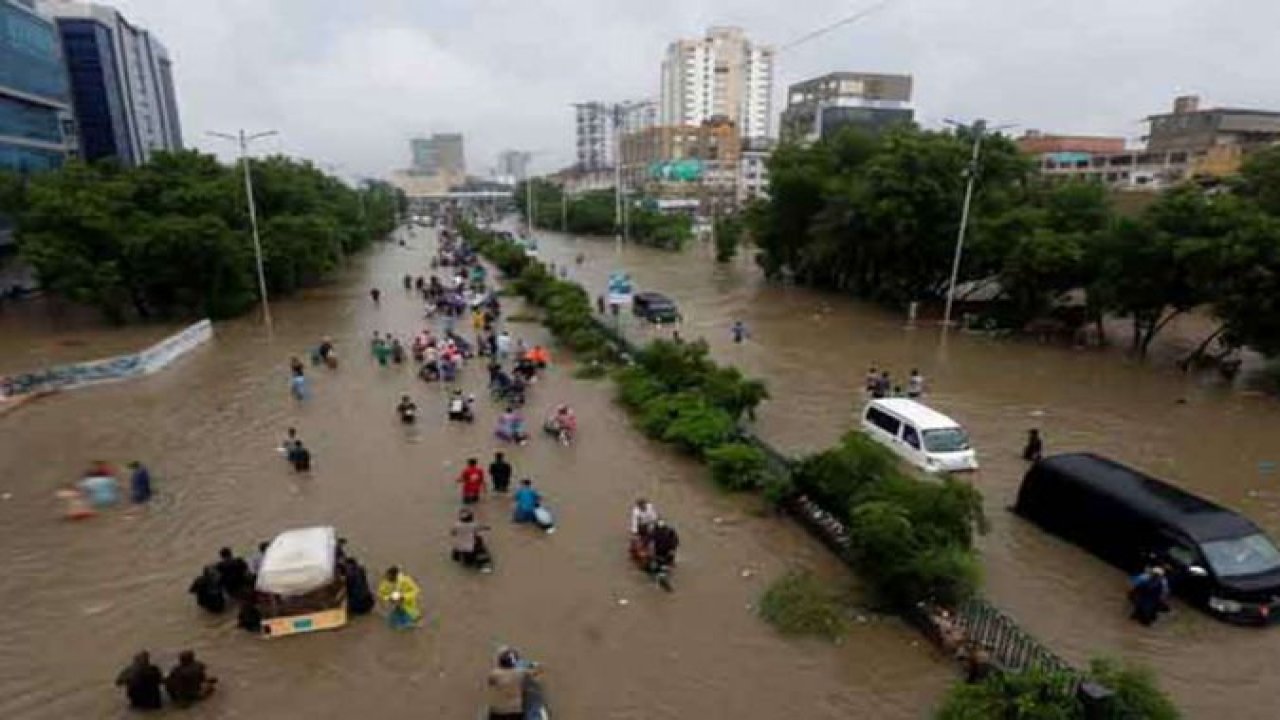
[108,0,1280,180]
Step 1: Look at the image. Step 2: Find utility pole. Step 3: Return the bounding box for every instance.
[612,103,623,243]
[941,119,1015,330]
[209,129,278,333]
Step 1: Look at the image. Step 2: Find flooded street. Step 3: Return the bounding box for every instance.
[0,227,950,719]
[532,229,1280,719]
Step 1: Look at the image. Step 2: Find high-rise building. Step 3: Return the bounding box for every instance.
[621,99,658,135]
[0,0,77,174]
[43,0,181,166]
[780,72,913,144]
[574,101,614,171]
[409,133,465,176]
[495,149,530,180]
[659,27,774,141]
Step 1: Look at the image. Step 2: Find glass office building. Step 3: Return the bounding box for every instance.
[49,1,182,166]
[0,0,75,174]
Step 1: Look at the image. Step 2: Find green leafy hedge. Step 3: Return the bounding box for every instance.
[795,432,987,609]
[935,658,1180,720]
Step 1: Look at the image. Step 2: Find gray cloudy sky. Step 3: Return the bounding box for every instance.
[110,0,1280,180]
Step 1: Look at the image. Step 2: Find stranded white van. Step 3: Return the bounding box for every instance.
[860,398,979,474]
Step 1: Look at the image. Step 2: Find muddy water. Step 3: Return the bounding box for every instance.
[0,227,950,720]
[532,229,1280,719]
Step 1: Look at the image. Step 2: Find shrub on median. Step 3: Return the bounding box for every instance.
[794,432,986,610]
[935,657,1180,720]
[707,442,770,491]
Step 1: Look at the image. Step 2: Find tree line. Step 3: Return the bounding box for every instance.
[0,151,403,322]
[747,126,1280,362]
[514,179,693,250]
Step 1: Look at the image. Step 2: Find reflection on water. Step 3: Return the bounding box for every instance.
[0,228,949,719]
[533,228,1280,720]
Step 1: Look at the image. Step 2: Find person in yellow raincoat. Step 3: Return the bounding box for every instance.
[377,566,422,629]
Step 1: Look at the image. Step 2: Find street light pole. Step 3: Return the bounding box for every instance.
[209,129,278,333]
[940,119,1014,330]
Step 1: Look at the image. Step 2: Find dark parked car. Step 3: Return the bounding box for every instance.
[1015,453,1280,625]
[632,292,679,323]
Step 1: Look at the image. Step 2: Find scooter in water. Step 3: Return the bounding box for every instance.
[628,536,674,592]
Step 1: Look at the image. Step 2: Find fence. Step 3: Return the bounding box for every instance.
[0,319,213,400]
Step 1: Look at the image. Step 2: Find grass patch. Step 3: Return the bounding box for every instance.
[758,569,848,641]
[572,363,608,380]
[506,312,540,323]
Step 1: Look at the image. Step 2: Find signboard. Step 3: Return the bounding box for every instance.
[607,271,633,306]
[648,159,704,182]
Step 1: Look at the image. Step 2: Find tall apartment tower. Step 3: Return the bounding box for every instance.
[42,0,182,166]
[574,101,614,171]
[659,26,774,140]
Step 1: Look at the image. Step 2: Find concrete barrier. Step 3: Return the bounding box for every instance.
[0,319,212,400]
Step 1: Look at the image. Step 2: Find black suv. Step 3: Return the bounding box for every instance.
[632,291,680,323]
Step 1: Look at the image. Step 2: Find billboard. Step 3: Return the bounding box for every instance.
[648,159,704,182]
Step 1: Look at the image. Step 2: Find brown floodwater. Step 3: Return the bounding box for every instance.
[0,227,951,720]
[531,228,1280,719]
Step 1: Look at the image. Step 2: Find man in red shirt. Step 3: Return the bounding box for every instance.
[458,458,486,504]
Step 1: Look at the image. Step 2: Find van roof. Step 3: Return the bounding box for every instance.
[1035,453,1258,542]
[868,398,961,430]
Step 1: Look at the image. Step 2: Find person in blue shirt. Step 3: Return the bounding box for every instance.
[512,479,540,524]
[128,461,152,504]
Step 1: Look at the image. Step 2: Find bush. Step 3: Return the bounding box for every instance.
[935,668,1079,720]
[934,658,1181,720]
[758,569,849,640]
[1087,658,1181,720]
[707,442,770,491]
[660,399,737,456]
[796,433,985,610]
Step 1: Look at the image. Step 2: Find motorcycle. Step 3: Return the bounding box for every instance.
[628,535,674,592]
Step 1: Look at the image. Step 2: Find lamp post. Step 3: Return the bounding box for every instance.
[209,129,278,332]
[939,119,1015,330]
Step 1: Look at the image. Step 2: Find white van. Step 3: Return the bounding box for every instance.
[860,398,979,474]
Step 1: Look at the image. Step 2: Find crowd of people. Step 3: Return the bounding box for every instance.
[863,364,927,400]
[110,220,685,716]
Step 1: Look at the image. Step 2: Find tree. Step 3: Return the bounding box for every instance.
[1236,145,1280,217]
[13,151,387,322]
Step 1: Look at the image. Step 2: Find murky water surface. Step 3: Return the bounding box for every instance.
[0,228,950,719]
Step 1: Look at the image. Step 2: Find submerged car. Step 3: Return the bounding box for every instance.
[1015,453,1280,625]
[632,291,679,323]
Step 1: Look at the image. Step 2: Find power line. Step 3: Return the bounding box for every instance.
[779,0,896,53]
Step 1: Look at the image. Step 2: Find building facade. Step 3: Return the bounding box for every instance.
[409,133,466,177]
[0,0,76,174]
[44,0,181,166]
[1016,131,1125,156]
[495,149,530,181]
[621,118,740,216]
[738,137,773,205]
[659,27,774,141]
[780,72,913,144]
[1028,96,1280,191]
[574,101,615,171]
[621,99,658,135]
[1146,95,1280,154]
